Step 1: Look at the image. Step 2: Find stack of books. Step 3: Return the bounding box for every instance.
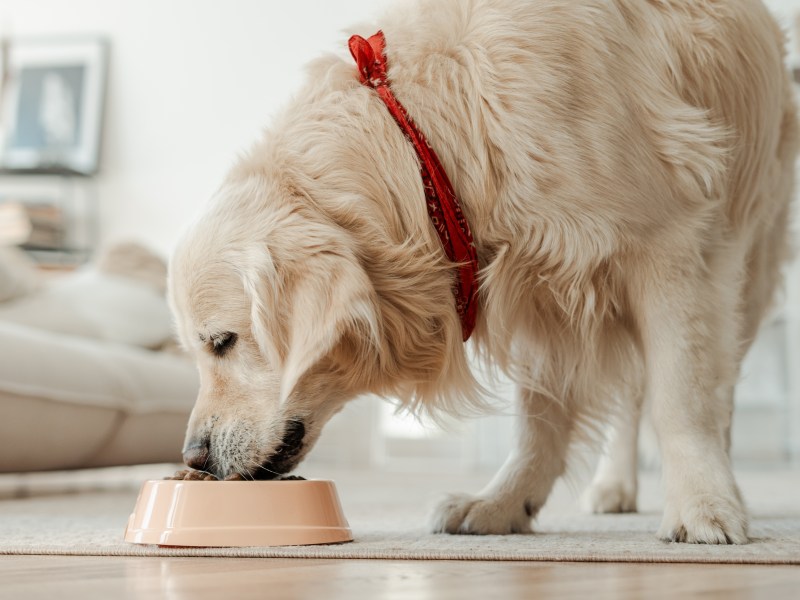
[19,202,65,250]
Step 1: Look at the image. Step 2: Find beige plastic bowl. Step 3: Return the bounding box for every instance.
[124,479,353,547]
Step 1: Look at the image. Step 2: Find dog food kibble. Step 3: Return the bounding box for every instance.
[165,470,306,481]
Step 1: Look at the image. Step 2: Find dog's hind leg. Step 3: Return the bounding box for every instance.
[581,393,642,514]
[430,386,573,535]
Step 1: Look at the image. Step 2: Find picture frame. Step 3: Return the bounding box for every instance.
[0,38,108,175]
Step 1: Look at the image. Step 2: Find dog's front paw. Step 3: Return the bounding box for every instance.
[581,479,637,514]
[658,493,748,544]
[430,493,534,535]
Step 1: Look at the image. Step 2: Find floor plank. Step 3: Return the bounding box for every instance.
[1,556,799,600]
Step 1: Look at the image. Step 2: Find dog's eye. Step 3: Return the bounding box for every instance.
[209,332,238,357]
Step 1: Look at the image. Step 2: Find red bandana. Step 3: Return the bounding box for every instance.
[349,31,479,341]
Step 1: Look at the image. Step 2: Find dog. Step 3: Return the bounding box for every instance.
[168,0,797,544]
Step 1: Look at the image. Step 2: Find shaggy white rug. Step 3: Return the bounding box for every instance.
[1,464,798,563]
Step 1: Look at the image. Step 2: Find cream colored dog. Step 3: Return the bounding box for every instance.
[168,0,797,544]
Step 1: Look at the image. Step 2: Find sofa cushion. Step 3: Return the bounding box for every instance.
[0,269,173,349]
[0,322,198,472]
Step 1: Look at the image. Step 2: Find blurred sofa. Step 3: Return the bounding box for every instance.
[0,244,198,472]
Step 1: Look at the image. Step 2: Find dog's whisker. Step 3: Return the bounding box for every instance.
[245,461,258,481]
[251,459,283,480]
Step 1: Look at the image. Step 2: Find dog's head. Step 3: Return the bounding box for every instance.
[168,176,383,479]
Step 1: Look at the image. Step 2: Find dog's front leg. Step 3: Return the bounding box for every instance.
[431,387,572,534]
[638,259,748,544]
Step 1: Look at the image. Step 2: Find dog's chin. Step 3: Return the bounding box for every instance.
[249,457,302,480]
[243,419,308,480]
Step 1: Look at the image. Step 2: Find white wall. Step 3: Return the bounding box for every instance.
[767,0,800,35]
[0,0,393,257]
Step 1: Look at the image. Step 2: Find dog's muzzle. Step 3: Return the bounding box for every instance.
[182,419,306,480]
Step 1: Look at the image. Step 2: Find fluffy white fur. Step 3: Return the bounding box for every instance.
[169,0,798,544]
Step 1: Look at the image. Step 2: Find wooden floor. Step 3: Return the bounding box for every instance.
[1,556,799,600]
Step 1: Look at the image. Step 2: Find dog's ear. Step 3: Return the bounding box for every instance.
[278,250,379,403]
[240,233,380,404]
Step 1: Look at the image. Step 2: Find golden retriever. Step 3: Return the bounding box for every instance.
[168,0,797,544]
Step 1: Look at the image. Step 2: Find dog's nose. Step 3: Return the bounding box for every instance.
[182,441,210,471]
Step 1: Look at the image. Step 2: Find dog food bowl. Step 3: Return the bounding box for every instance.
[124,479,352,547]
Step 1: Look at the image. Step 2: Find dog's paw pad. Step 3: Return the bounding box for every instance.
[658,495,748,544]
[581,479,637,514]
[430,493,533,535]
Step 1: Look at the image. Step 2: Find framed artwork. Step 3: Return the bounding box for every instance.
[0,38,108,175]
